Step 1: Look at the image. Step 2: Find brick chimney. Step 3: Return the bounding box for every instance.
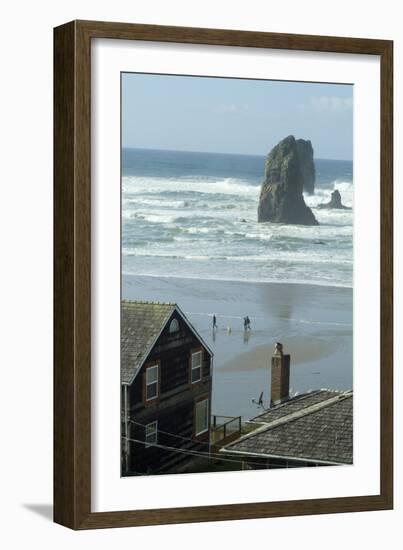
[270,342,290,406]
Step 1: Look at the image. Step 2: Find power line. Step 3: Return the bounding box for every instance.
[123,436,267,468]
[126,417,344,469]
[129,419,210,445]
[128,418,245,462]
[123,437,257,464]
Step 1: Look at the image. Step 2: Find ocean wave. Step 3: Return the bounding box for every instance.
[121,172,353,287]
[185,226,217,235]
[263,223,352,241]
[123,197,191,209]
[122,175,260,197]
[122,212,179,223]
[122,248,352,265]
[305,180,353,208]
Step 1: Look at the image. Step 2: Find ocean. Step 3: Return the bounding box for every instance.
[122,148,353,288]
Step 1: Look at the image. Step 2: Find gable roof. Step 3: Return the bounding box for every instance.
[121,300,212,385]
[222,390,353,465]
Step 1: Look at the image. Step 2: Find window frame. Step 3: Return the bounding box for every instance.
[169,318,180,333]
[190,349,203,384]
[145,420,158,449]
[194,397,209,436]
[145,363,159,402]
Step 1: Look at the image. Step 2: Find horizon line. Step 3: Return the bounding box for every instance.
[122,145,353,163]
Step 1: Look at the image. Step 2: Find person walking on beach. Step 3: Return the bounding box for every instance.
[243,316,248,331]
[213,314,217,329]
[246,315,251,330]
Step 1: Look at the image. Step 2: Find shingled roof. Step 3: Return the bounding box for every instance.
[121,300,213,385]
[222,390,353,465]
[121,301,176,385]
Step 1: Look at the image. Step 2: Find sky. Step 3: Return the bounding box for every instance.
[122,73,353,160]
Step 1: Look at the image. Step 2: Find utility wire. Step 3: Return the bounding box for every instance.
[128,418,245,462]
[126,417,342,468]
[123,436,268,468]
[129,418,235,446]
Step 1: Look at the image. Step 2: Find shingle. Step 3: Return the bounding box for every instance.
[121,300,175,385]
[226,391,353,464]
[252,390,340,423]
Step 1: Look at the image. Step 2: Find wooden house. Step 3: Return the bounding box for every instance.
[121,300,213,475]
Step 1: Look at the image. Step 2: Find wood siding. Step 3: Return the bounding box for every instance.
[122,311,212,475]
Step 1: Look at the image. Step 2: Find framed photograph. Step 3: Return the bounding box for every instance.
[54,20,393,529]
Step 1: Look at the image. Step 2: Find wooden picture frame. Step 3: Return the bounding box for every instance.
[54,20,393,529]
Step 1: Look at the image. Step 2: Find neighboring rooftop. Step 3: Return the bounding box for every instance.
[121,300,176,385]
[222,390,353,465]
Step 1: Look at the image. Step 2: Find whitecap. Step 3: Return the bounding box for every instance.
[122,175,260,197]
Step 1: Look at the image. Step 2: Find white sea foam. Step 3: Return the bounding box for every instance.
[122,172,353,287]
[123,197,190,209]
[122,248,352,266]
[121,269,353,289]
[305,180,353,208]
[123,175,259,197]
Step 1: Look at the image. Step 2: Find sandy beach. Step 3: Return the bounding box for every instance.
[123,274,352,420]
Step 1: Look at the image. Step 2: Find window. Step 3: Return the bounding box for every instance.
[195,398,209,436]
[145,364,159,401]
[145,421,158,448]
[191,350,202,383]
[169,318,179,333]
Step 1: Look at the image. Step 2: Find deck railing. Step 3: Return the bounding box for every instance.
[210,415,242,445]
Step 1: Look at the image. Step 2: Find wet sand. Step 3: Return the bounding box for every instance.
[221,337,335,373]
[123,274,353,420]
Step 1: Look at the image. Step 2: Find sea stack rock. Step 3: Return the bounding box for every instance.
[296,139,315,194]
[258,135,319,226]
[318,189,351,210]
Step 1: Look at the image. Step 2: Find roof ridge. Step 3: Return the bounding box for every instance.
[226,391,353,448]
[250,389,325,421]
[122,299,176,306]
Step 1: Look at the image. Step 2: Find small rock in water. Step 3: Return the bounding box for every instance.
[317,189,351,210]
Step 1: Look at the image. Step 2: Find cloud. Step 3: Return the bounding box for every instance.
[310,96,353,113]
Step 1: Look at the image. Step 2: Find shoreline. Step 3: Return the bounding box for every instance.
[122,271,353,291]
[122,273,352,419]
